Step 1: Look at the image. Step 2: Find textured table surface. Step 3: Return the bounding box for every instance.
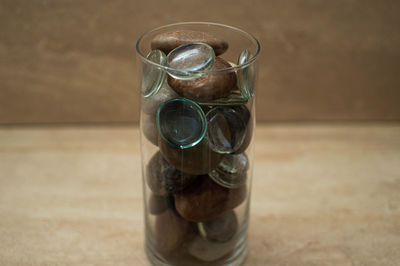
[0,124,399,265]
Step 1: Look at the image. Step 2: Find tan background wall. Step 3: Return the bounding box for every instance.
[0,0,399,124]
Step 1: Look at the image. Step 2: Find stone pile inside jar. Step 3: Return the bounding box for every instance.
[142,29,254,264]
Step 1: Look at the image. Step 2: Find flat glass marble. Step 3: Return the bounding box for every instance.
[206,106,248,154]
[157,97,207,149]
[237,49,255,99]
[209,153,248,188]
[166,43,215,80]
[142,49,167,97]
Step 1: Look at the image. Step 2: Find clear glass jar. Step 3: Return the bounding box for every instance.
[136,22,260,266]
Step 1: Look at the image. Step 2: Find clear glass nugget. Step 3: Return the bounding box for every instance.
[237,49,255,99]
[166,43,215,80]
[142,49,167,97]
[209,153,249,188]
[206,106,247,154]
[157,97,207,149]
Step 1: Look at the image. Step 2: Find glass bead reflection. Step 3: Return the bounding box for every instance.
[206,106,248,154]
[166,43,215,80]
[237,49,255,99]
[157,98,207,149]
[142,50,167,97]
[209,153,248,188]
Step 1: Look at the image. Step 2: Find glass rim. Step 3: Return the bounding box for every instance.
[156,97,207,149]
[136,22,261,73]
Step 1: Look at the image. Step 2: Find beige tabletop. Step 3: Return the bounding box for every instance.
[0,124,399,265]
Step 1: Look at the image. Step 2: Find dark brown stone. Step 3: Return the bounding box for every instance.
[151,30,228,56]
[148,194,173,215]
[146,151,199,196]
[142,114,158,146]
[167,57,236,102]
[159,135,223,175]
[154,209,196,257]
[174,176,247,222]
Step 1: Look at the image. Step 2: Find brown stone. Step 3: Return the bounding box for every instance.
[174,176,247,222]
[159,135,223,175]
[187,235,236,262]
[167,57,236,102]
[154,209,196,257]
[198,210,238,242]
[148,194,173,215]
[146,151,198,196]
[151,30,228,56]
[141,114,158,146]
[141,83,178,116]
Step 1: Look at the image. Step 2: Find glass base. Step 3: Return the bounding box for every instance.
[145,235,248,266]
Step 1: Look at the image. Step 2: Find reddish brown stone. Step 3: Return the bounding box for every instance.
[151,30,228,56]
[167,57,236,102]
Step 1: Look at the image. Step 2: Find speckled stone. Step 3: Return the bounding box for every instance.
[151,30,228,56]
[167,57,236,102]
[174,176,247,222]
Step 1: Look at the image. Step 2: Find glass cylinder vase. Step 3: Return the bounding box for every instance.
[136,22,260,266]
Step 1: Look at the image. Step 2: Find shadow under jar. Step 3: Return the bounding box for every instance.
[137,22,260,266]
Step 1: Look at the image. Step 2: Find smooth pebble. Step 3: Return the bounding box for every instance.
[151,30,228,56]
[168,57,236,102]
